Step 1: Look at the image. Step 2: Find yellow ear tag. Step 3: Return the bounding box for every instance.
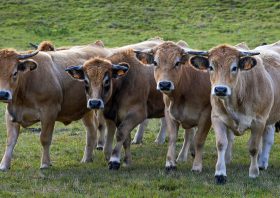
[117,70,125,76]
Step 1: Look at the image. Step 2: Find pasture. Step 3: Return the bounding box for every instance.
[0,0,279,197]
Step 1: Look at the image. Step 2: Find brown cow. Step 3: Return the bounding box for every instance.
[136,41,212,172]
[0,44,111,171]
[188,41,280,184]
[66,49,166,169]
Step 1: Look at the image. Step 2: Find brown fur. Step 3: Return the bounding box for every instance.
[38,41,55,51]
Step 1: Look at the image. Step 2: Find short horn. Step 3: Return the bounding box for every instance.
[112,64,129,72]
[29,43,39,49]
[65,65,83,71]
[185,50,209,56]
[239,51,260,57]
[17,50,39,60]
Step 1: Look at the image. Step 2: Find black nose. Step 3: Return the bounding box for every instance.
[88,99,103,109]
[0,91,10,100]
[159,81,172,91]
[214,86,228,96]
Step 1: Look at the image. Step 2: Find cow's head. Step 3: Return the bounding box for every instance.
[65,58,129,110]
[134,41,190,94]
[188,45,259,98]
[0,49,38,102]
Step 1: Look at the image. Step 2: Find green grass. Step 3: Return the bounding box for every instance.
[0,0,279,197]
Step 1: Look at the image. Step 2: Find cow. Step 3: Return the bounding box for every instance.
[0,43,113,171]
[188,41,280,184]
[65,49,193,170]
[31,39,167,148]
[135,41,212,172]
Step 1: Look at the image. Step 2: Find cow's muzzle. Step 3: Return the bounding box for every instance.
[87,99,104,109]
[0,90,12,102]
[212,85,231,97]
[157,81,174,92]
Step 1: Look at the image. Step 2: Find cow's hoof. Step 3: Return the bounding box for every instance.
[191,164,202,172]
[40,163,52,169]
[191,152,195,158]
[80,158,93,163]
[96,146,103,151]
[259,166,265,171]
[0,165,10,172]
[215,175,227,185]
[108,161,120,170]
[165,165,176,172]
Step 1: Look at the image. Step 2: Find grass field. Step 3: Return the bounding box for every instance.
[0,0,280,197]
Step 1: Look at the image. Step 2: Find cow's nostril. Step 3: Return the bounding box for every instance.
[0,91,10,100]
[214,86,228,96]
[159,81,172,90]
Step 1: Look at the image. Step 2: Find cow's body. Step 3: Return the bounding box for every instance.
[189,41,280,184]
[0,44,111,170]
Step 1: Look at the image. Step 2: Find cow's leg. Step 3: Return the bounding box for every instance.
[192,109,211,172]
[248,121,265,178]
[81,111,97,163]
[258,124,274,170]
[132,119,149,144]
[0,111,20,171]
[40,111,57,169]
[165,109,179,171]
[225,129,234,164]
[108,110,145,170]
[155,117,167,144]
[97,112,106,150]
[212,116,228,184]
[123,133,132,167]
[104,119,116,161]
[176,128,195,163]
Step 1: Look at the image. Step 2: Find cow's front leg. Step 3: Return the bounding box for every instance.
[132,119,149,144]
[165,109,179,171]
[96,111,106,150]
[192,108,211,172]
[81,111,97,163]
[155,117,167,144]
[108,111,145,170]
[123,133,132,167]
[40,111,57,169]
[249,121,265,178]
[225,129,234,164]
[0,110,20,171]
[176,128,195,163]
[258,124,274,170]
[103,119,116,161]
[212,116,228,184]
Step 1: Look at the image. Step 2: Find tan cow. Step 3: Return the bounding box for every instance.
[66,49,167,169]
[0,44,112,171]
[188,41,280,184]
[31,38,167,148]
[136,41,211,172]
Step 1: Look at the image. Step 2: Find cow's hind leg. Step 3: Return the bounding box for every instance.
[132,119,149,144]
[104,119,116,161]
[258,124,274,170]
[81,111,98,163]
[155,117,167,144]
[176,128,195,163]
[0,110,20,171]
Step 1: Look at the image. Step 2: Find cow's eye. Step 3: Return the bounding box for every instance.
[175,61,181,67]
[84,79,90,93]
[104,78,110,87]
[231,66,237,72]
[153,61,158,66]
[208,66,214,71]
[12,71,18,80]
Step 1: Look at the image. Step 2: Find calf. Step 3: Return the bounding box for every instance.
[188,41,280,184]
[66,49,167,169]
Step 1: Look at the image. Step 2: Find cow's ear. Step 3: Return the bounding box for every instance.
[238,57,257,70]
[189,56,209,70]
[17,59,38,72]
[112,63,129,78]
[134,50,154,64]
[65,65,85,81]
